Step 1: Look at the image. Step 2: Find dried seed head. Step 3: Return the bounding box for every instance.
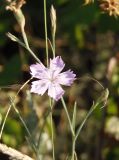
[6,0,26,28]
[50,5,56,36]
[6,0,26,12]
[100,0,119,17]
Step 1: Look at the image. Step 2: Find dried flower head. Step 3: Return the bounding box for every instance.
[100,0,119,17]
[84,0,94,5]
[6,0,26,12]
[6,0,26,28]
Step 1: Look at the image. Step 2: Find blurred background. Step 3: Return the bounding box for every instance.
[0,0,119,159]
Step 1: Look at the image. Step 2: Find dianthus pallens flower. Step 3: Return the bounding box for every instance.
[30,56,76,101]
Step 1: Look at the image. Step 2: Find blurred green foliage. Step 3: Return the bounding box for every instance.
[0,54,22,85]
[3,118,23,147]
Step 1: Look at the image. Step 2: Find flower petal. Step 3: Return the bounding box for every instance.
[57,70,76,86]
[30,80,49,95]
[30,63,47,79]
[50,56,65,73]
[48,83,64,101]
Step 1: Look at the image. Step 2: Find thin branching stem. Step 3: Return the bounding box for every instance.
[0,103,11,140]
[50,98,55,160]
[10,98,37,154]
[0,77,33,140]
[0,77,38,155]
[61,97,75,137]
[75,102,99,142]
[44,0,49,66]
[71,139,76,160]
[21,26,41,63]
[70,102,99,160]
[36,110,51,147]
[52,33,55,58]
[71,102,77,160]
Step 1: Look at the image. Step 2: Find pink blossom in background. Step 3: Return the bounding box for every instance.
[30,56,76,101]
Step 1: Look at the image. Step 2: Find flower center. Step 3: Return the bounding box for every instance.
[48,70,57,83]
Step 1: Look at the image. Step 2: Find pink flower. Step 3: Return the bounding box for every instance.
[30,56,76,101]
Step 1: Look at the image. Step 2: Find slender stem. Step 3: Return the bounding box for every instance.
[61,97,75,137]
[0,77,37,154]
[48,38,55,55]
[0,103,11,139]
[71,138,76,160]
[74,103,99,142]
[44,0,49,66]
[61,97,77,159]
[49,99,55,160]
[71,102,77,160]
[37,109,51,147]
[10,98,37,154]
[50,113,55,160]
[36,108,51,158]
[36,153,41,160]
[11,99,32,139]
[21,26,29,48]
[52,33,55,58]
[70,103,99,160]
[21,26,41,63]
[0,78,33,140]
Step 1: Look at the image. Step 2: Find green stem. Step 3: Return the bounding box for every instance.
[44,0,49,66]
[37,109,51,147]
[0,77,38,155]
[0,104,11,139]
[61,97,75,137]
[0,78,33,140]
[71,102,77,160]
[50,99,55,160]
[10,98,37,154]
[21,26,41,63]
[52,33,55,58]
[71,103,99,160]
[74,102,99,142]
[71,136,76,160]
